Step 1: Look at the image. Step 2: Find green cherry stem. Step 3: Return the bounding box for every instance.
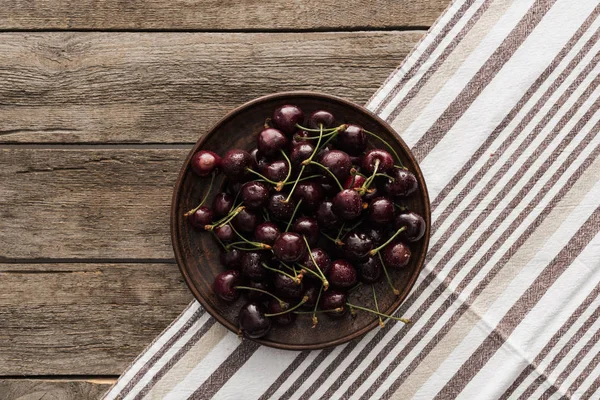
[276,149,293,191]
[372,285,384,328]
[308,161,344,191]
[303,236,329,290]
[285,199,303,232]
[235,286,287,307]
[205,206,245,231]
[297,130,339,140]
[322,231,344,246]
[378,252,400,296]
[262,263,302,284]
[335,223,346,242]
[284,165,305,203]
[312,284,324,327]
[245,168,279,186]
[369,226,406,256]
[363,129,403,167]
[361,159,380,194]
[265,296,309,317]
[345,302,410,324]
[295,123,340,133]
[285,124,325,202]
[283,174,323,185]
[184,171,216,217]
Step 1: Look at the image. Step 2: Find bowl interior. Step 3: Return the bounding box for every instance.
[171,92,430,350]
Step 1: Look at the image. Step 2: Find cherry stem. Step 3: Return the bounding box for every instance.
[303,236,329,290]
[245,168,279,186]
[205,206,245,231]
[285,125,324,202]
[284,165,305,203]
[308,161,343,191]
[361,159,380,193]
[393,203,408,211]
[276,149,293,191]
[283,174,322,185]
[184,171,216,217]
[346,302,410,323]
[369,226,406,255]
[262,262,302,284]
[372,285,384,328]
[312,285,324,328]
[322,232,344,246]
[298,130,339,140]
[363,129,403,167]
[229,224,271,249]
[295,123,340,133]
[235,286,287,307]
[286,199,303,232]
[293,308,344,315]
[336,223,346,241]
[375,172,394,180]
[378,252,400,296]
[296,264,322,280]
[265,296,309,317]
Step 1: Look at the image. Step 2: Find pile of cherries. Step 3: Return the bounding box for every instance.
[186,104,425,339]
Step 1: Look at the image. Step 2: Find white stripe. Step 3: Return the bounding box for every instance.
[265,350,323,400]
[572,359,600,399]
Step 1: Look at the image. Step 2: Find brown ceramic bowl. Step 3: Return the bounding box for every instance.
[171,91,430,350]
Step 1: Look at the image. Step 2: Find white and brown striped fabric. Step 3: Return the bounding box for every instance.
[104,0,600,398]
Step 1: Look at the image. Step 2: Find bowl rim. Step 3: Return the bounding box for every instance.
[171,91,431,350]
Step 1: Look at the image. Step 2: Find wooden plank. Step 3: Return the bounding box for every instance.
[0,31,422,144]
[0,0,447,30]
[0,149,185,260]
[0,380,111,400]
[0,263,191,375]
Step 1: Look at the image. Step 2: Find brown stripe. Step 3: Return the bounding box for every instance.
[499,283,600,400]
[278,349,335,400]
[411,0,558,162]
[132,317,217,400]
[432,206,600,399]
[581,360,600,399]
[189,340,260,400]
[117,307,205,398]
[257,351,311,400]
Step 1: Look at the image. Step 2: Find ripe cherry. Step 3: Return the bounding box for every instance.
[383,241,411,268]
[213,270,242,302]
[363,226,385,246]
[245,280,272,301]
[327,259,357,288]
[232,208,260,233]
[337,124,367,155]
[369,197,395,225]
[344,174,366,190]
[241,181,270,209]
[395,211,426,242]
[308,110,336,129]
[342,231,373,261]
[220,248,244,269]
[274,272,304,299]
[267,299,296,326]
[273,232,305,262]
[254,222,280,246]
[213,192,234,218]
[332,189,363,220]
[318,150,352,182]
[241,251,269,280]
[302,282,321,309]
[264,159,289,182]
[292,181,324,211]
[191,150,221,177]
[356,256,383,284]
[301,248,332,278]
[291,217,319,247]
[238,302,272,339]
[214,224,235,242]
[257,128,288,157]
[268,193,297,220]
[250,148,269,172]
[221,149,255,181]
[189,206,213,230]
[273,105,304,134]
[385,168,418,197]
[320,289,348,317]
[362,149,394,174]
[290,142,315,168]
[317,200,340,227]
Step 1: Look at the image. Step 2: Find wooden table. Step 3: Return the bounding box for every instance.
[0,2,447,398]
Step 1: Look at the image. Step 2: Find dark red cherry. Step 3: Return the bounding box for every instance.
[213,270,242,302]
[290,142,315,168]
[301,248,332,278]
[214,224,235,242]
[302,282,321,309]
[292,181,324,211]
[273,272,304,299]
[264,159,289,182]
[362,149,394,174]
[369,197,395,225]
[349,155,362,167]
[342,231,373,261]
[383,241,411,268]
[189,206,213,230]
[320,289,348,317]
[267,298,296,326]
[273,232,305,262]
[220,248,244,270]
[241,251,269,280]
[241,181,270,210]
[213,192,234,218]
[385,168,418,197]
[273,104,304,134]
[344,174,366,190]
[317,200,340,227]
[238,302,271,339]
[395,211,426,242]
[250,148,269,172]
[327,259,357,288]
[356,256,383,284]
[337,124,367,155]
[363,226,385,246]
[232,208,260,233]
[245,280,272,301]
[254,222,280,245]
[291,130,310,147]
[308,110,336,129]
[319,150,352,182]
[191,150,221,177]
[221,149,255,181]
[268,193,297,220]
[291,217,319,247]
[257,128,289,157]
[363,186,380,202]
[332,189,363,220]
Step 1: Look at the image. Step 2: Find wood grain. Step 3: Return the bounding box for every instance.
[0,31,422,144]
[0,380,111,400]
[0,263,191,375]
[0,0,447,30]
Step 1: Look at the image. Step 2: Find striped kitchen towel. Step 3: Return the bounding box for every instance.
[104,0,600,398]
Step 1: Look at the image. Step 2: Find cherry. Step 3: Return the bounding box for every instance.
[268,193,297,220]
[349,155,362,167]
[274,272,304,299]
[320,289,348,317]
[232,208,260,233]
[291,217,319,247]
[221,149,255,181]
[362,149,394,174]
[189,206,213,230]
[395,211,426,242]
[337,124,367,155]
[369,197,395,225]
[383,241,411,268]
[363,226,385,246]
[213,192,234,218]
[356,256,383,284]
[245,280,272,301]
[301,248,331,278]
[292,181,324,211]
[327,259,357,288]
[220,248,244,269]
[267,299,296,326]
[344,174,366,190]
[302,282,321,309]
[342,231,373,261]
[318,150,352,182]
[241,251,269,280]
[308,110,336,129]
[250,148,269,172]
[213,270,242,302]
[241,181,270,209]
[273,104,304,135]
[317,200,341,227]
[385,168,418,197]
[214,224,235,242]
[191,150,221,177]
[332,189,363,220]
[273,232,305,262]
[264,159,289,182]
[290,142,315,168]
[291,130,310,147]
[257,128,288,157]
[238,302,271,339]
[254,222,280,245]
